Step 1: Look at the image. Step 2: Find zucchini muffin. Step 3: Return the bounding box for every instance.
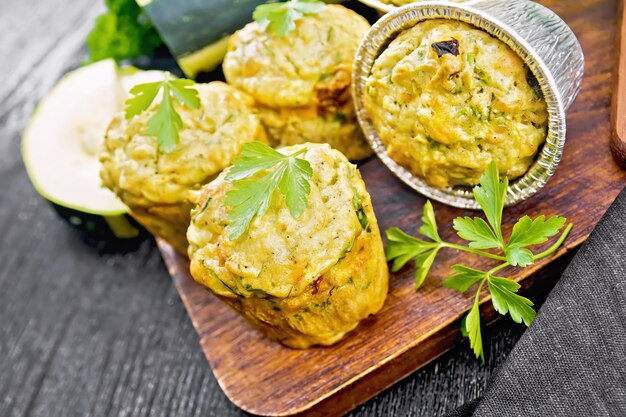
[187,143,388,348]
[364,19,548,188]
[223,4,372,161]
[100,81,266,254]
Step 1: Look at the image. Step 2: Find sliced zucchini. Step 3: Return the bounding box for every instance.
[22,59,166,250]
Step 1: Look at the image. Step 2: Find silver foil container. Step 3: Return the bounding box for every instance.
[359,0,482,15]
[352,0,584,208]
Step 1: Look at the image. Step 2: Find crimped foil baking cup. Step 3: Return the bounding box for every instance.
[352,0,584,209]
[359,0,481,15]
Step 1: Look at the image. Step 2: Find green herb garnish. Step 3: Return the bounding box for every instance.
[225,142,313,240]
[85,0,162,64]
[385,162,572,361]
[253,0,325,36]
[124,74,200,153]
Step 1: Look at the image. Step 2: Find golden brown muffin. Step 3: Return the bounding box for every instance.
[100,82,266,254]
[187,143,388,348]
[223,4,373,161]
[364,19,548,188]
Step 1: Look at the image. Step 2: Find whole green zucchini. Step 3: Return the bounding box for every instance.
[139,0,266,77]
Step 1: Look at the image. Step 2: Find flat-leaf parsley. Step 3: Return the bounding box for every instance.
[124,74,200,153]
[225,142,313,240]
[253,0,325,36]
[385,162,572,361]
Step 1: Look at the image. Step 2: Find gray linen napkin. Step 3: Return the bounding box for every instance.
[447,187,626,417]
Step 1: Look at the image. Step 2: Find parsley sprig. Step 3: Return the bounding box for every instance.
[385,162,573,361]
[253,0,325,36]
[225,142,313,240]
[124,74,200,153]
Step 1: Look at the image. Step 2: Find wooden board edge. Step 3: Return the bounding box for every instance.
[611,0,626,168]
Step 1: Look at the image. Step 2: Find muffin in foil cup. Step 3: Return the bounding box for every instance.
[352,0,584,208]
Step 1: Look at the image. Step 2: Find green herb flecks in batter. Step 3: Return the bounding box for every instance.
[253,0,325,36]
[353,198,371,232]
[225,142,313,240]
[124,74,200,153]
[385,162,572,361]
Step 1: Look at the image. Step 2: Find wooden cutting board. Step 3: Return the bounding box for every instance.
[159,0,626,415]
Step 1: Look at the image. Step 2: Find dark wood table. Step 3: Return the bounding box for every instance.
[0,0,574,415]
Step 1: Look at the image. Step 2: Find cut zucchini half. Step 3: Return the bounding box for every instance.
[21,59,166,246]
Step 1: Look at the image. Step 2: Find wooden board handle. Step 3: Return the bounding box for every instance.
[611,0,626,168]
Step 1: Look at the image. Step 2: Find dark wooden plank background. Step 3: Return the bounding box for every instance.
[0,0,612,416]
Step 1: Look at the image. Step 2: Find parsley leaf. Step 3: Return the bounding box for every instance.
[125,81,162,116]
[168,78,201,109]
[504,215,566,266]
[253,0,325,36]
[504,246,534,267]
[419,200,441,242]
[466,297,484,362]
[385,227,435,273]
[226,141,293,180]
[508,215,566,247]
[443,265,485,292]
[225,171,282,241]
[488,275,536,325]
[385,201,444,288]
[278,156,313,218]
[414,248,440,289]
[225,142,313,240]
[124,75,200,153]
[146,85,182,153]
[453,217,500,249]
[473,162,508,244]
